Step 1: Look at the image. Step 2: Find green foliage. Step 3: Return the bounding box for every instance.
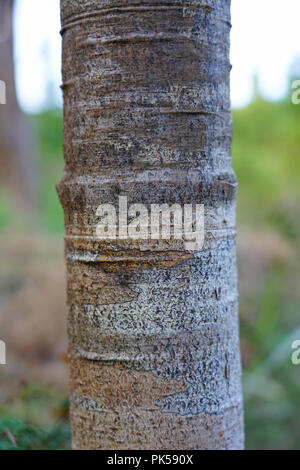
[233,95,300,449]
[31,110,65,233]
[233,97,300,227]
[30,109,63,159]
[0,191,14,229]
[0,384,71,450]
[0,419,71,450]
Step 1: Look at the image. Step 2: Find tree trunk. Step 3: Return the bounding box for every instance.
[59,0,244,450]
[0,0,34,208]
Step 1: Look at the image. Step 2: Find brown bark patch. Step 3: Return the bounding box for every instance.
[70,357,187,410]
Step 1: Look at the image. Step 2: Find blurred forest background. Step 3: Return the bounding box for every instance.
[0,1,300,451]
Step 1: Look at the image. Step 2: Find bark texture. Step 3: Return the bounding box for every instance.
[59,0,244,450]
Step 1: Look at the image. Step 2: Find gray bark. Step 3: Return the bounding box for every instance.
[59,0,244,449]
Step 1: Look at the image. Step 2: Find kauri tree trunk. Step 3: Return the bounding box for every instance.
[58,0,244,450]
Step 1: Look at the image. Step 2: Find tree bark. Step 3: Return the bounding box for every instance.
[59,0,244,450]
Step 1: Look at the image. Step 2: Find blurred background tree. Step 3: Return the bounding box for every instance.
[0,0,35,209]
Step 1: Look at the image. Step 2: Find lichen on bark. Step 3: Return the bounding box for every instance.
[58,0,244,450]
